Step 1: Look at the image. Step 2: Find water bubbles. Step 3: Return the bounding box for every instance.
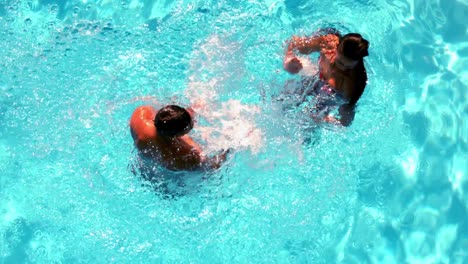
[7,3,18,12]
[62,25,72,34]
[102,22,113,31]
[24,18,32,26]
[197,7,210,14]
[49,4,59,14]
[121,0,129,9]
[72,6,80,17]
[47,21,56,30]
[26,0,34,10]
[75,22,85,29]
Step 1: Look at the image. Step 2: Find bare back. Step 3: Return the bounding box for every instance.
[317,34,365,102]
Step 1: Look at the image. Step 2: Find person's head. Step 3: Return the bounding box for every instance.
[154,105,193,138]
[335,33,369,70]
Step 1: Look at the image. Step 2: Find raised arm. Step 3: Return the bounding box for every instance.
[284,36,322,74]
[285,36,322,57]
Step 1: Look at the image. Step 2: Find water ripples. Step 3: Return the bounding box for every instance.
[0,0,466,263]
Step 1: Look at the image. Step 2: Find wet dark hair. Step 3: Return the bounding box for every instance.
[338,33,369,60]
[154,105,193,137]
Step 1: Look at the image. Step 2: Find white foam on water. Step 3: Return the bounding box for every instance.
[185,35,264,155]
[297,56,318,77]
[197,100,263,154]
[2,200,20,224]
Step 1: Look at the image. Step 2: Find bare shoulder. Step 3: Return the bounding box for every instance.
[133,105,156,116]
[179,135,203,154]
[130,105,157,142]
[319,34,340,52]
[131,105,157,123]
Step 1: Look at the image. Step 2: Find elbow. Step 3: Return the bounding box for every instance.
[340,117,353,127]
[338,103,356,127]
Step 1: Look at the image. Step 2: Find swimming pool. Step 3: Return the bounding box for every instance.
[1,0,466,263]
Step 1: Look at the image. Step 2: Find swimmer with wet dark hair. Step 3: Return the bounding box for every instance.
[283,31,369,126]
[130,104,229,171]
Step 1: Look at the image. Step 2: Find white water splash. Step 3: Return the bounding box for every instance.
[298,56,318,77]
[185,35,264,154]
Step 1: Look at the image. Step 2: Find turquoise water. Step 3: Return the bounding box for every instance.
[0,0,466,263]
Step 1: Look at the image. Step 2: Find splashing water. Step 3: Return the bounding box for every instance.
[185,35,264,154]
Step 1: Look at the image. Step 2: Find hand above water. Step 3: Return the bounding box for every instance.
[283,56,303,74]
[203,148,233,171]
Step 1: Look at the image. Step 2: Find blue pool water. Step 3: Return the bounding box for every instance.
[0,0,467,263]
